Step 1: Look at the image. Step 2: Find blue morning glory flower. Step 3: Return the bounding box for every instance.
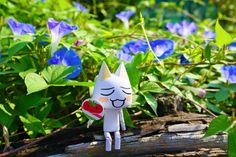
[166,20,197,37]
[7,18,35,36]
[180,54,190,64]
[228,42,236,51]
[48,47,82,79]
[115,10,134,29]
[74,2,88,12]
[47,18,78,54]
[150,39,174,59]
[117,40,148,62]
[220,65,236,83]
[166,23,181,34]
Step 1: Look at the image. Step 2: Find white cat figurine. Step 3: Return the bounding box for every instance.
[92,62,132,151]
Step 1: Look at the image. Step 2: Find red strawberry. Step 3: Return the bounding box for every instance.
[82,99,104,120]
[82,100,103,114]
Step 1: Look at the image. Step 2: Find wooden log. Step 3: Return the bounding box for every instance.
[64,132,227,157]
[10,112,225,157]
[61,112,227,157]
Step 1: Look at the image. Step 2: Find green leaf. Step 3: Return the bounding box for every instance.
[7,55,35,72]
[20,113,46,137]
[41,65,76,84]
[36,101,52,120]
[123,108,135,128]
[126,53,144,88]
[43,118,63,129]
[132,52,145,66]
[25,73,49,94]
[15,34,34,42]
[16,93,51,114]
[0,104,14,128]
[215,19,232,47]
[19,69,37,79]
[206,102,223,114]
[161,83,184,97]
[205,115,231,137]
[141,92,157,115]
[140,81,162,93]
[61,80,95,87]
[228,125,236,157]
[205,44,211,61]
[7,42,27,56]
[228,84,236,92]
[214,89,229,102]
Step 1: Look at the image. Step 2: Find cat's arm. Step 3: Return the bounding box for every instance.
[119,109,126,131]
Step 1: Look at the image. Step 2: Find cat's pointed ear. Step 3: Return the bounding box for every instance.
[98,62,111,80]
[115,62,129,80]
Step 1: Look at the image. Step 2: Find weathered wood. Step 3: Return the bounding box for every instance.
[64,132,227,157]
[7,112,224,157]
[60,112,227,157]
[167,124,208,132]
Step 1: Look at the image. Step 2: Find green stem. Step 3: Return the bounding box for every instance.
[139,12,164,68]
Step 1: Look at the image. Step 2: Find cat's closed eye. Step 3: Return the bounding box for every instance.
[122,90,131,95]
[121,87,132,95]
[100,87,115,96]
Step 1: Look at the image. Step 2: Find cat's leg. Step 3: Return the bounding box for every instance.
[104,131,112,151]
[114,131,121,150]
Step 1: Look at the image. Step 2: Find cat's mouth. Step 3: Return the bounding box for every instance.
[110,98,126,108]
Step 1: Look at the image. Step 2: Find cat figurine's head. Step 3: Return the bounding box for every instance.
[92,62,132,109]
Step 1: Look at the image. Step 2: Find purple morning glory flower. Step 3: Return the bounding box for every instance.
[166,20,197,37]
[115,10,134,29]
[166,23,181,34]
[7,18,35,36]
[74,2,88,12]
[204,30,216,40]
[48,47,82,79]
[117,51,134,62]
[117,40,148,62]
[150,39,174,59]
[47,18,78,54]
[220,65,236,83]
[180,54,190,64]
[178,20,197,37]
[228,42,236,51]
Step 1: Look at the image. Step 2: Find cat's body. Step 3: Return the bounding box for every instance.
[103,109,121,132]
[92,62,132,151]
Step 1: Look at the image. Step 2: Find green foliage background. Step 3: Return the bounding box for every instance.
[0,0,236,155]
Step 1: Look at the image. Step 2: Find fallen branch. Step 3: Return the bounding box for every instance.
[0,119,78,157]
